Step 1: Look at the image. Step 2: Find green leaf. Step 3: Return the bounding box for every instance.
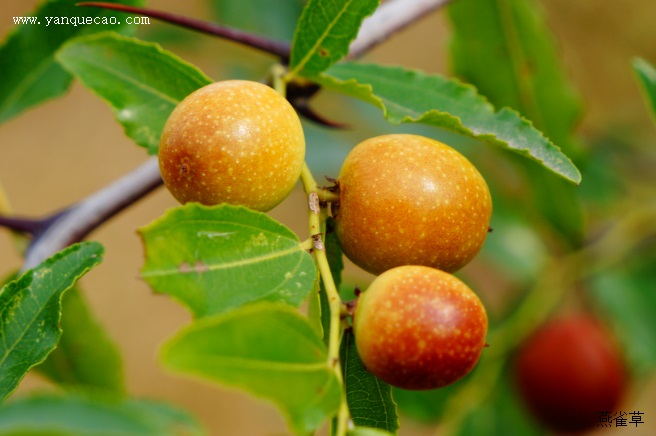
[0,242,104,401]
[0,393,204,435]
[340,330,398,434]
[290,0,380,77]
[634,57,656,124]
[56,32,212,154]
[0,0,144,124]
[307,274,324,339]
[448,0,584,246]
[35,287,124,395]
[314,62,581,184]
[448,0,581,157]
[139,203,316,318]
[161,302,341,435]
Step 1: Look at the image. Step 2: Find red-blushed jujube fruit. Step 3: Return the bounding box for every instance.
[158,80,305,212]
[514,315,627,433]
[353,265,488,390]
[334,134,492,276]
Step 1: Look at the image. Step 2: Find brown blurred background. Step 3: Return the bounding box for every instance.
[1,0,656,434]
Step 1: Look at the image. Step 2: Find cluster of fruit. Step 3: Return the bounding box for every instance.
[158,79,492,391]
[158,80,627,431]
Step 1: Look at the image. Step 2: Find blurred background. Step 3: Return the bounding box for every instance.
[1,0,656,434]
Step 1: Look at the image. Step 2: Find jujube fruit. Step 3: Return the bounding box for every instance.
[334,134,492,275]
[158,80,305,212]
[514,315,627,433]
[353,265,488,390]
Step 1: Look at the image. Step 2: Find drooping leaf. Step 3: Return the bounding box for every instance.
[139,203,316,318]
[340,330,398,434]
[56,32,212,154]
[0,393,204,435]
[0,0,143,124]
[314,62,581,184]
[448,0,584,246]
[0,242,104,401]
[290,0,379,77]
[448,0,581,156]
[36,287,124,395]
[634,57,656,124]
[161,302,341,435]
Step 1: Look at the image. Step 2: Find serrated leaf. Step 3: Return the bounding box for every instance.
[0,0,143,124]
[314,62,581,184]
[56,32,212,154]
[0,393,204,435]
[340,330,398,434]
[448,0,581,156]
[634,57,656,124]
[161,302,341,435]
[0,242,104,401]
[290,0,379,77]
[35,287,124,395]
[448,0,584,246]
[139,203,316,318]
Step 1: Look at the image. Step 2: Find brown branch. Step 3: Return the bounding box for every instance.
[21,158,162,271]
[77,2,291,61]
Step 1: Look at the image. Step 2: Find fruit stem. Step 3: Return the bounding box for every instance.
[275,65,350,435]
[316,188,340,203]
[300,163,350,436]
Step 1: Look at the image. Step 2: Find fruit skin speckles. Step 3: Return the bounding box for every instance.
[334,134,492,275]
[353,265,488,390]
[514,315,627,433]
[158,80,305,212]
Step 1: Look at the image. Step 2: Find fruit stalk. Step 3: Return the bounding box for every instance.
[300,163,350,436]
[275,62,350,435]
